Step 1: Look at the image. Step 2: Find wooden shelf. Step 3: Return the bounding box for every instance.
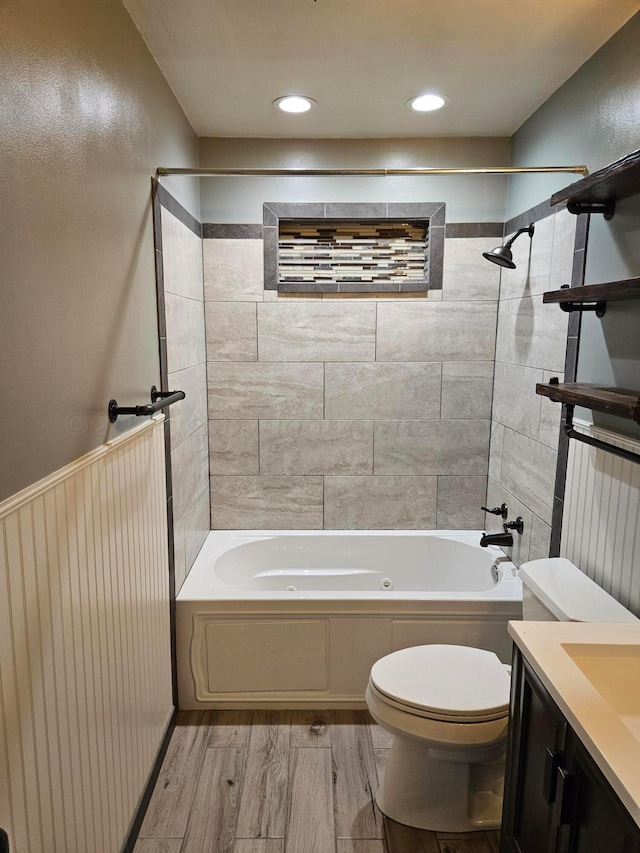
[551,148,640,214]
[536,382,640,423]
[543,277,640,306]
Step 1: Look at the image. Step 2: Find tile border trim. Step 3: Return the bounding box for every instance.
[202,223,263,239]
[445,222,504,238]
[154,179,203,238]
[504,199,553,236]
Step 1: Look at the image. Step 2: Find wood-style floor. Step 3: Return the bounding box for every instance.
[135,710,501,853]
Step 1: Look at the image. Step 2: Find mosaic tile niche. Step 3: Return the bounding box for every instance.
[262,202,446,293]
[278,220,428,286]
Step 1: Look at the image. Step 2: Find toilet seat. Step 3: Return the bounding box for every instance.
[370,644,510,723]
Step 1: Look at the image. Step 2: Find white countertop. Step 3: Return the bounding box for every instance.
[509,621,640,828]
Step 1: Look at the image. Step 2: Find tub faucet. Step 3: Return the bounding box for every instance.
[479,531,513,548]
[480,516,524,548]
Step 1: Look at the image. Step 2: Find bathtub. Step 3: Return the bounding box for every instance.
[176,530,522,709]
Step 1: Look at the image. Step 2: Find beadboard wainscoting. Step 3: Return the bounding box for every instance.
[0,417,173,853]
[561,421,640,617]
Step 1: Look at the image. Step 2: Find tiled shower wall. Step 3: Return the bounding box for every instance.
[158,202,209,589]
[204,225,502,529]
[485,207,578,566]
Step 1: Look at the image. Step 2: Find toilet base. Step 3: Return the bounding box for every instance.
[376,735,505,832]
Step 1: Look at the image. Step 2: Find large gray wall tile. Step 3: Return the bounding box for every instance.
[167,363,208,451]
[209,419,259,475]
[203,239,264,301]
[436,476,487,529]
[376,303,497,362]
[485,478,533,568]
[498,215,553,300]
[500,427,556,524]
[161,209,204,301]
[496,295,568,373]
[527,214,555,296]
[211,476,323,529]
[165,292,206,373]
[325,362,442,420]
[494,298,512,365]
[208,363,324,419]
[171,422,209,520]
[538,370,564,448]
[550,209,577,289]
[260,420,373,475]
[324,476,437,529]
[174,478,210,592]
[258,302,376,362]
[488,422,504,484]
[529,513,552,561]
[206,302,257,361]
[375,420,490,475]
[492,362,543,439]
[442,238,501,301]
[441,362,494,419]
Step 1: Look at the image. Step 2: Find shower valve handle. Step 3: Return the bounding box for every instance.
[504,517,525,535]
[481,504,508,519]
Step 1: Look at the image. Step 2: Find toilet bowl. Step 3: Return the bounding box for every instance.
[366,644,510,832]
[366,557,639,833]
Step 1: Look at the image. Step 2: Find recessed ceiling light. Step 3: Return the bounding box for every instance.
[273,95,316,113]
[407,94,449,112]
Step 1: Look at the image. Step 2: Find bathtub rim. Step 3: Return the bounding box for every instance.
[178,529,521,604]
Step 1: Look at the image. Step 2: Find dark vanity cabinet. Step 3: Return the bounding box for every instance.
[501,649,640,853]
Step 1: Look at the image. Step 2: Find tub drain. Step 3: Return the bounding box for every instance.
[380,577,394,590]
[284,584,298,592]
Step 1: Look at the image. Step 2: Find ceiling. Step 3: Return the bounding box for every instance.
[124,0,640,138]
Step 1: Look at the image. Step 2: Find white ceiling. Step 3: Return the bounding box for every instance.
[124,0,640,138]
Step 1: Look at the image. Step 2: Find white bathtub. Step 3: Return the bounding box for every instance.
[176,530,522,709]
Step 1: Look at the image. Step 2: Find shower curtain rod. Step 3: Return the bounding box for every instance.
[156,165,589,177]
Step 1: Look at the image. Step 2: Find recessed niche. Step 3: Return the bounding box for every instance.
[278,220,428,287]
[262,202,445,293]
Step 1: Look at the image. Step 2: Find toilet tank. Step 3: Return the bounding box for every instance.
[519,558,638,623]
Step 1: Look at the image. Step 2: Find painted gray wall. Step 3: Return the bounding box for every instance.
[197,137,511,223]
[0,0,199,502]
[507,11,640,439]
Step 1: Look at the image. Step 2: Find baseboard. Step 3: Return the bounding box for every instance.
[120,707,177,853]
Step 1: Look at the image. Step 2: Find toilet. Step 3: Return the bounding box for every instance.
[365,557,638,833]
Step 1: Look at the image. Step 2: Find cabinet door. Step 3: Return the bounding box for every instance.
[502,652,568,853]
[502,649,640,853]
[554,732,640,853]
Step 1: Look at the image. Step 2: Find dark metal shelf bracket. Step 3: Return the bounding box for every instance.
[564,404,640,465]
[567,200,616,220]
[108,385,186,423]
[559,301,606,317]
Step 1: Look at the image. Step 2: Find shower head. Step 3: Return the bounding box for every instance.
[482,223,535,269]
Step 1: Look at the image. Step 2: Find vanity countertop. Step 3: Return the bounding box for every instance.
[509,621,640,827]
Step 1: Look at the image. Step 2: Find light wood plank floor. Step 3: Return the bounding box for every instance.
[136,711,501,853]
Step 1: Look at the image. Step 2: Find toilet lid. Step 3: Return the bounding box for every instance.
[370,645,510,722]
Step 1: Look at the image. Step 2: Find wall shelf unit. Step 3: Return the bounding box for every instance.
[551,147,640,219]
[542,276,640,316]
[536,381,640,422]
[536,381,640,464]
